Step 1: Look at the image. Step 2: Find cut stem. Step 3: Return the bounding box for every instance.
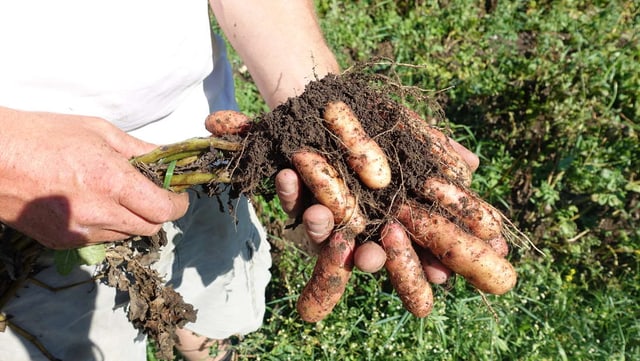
[131,137,241,164]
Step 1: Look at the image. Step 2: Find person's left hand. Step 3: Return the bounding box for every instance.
[204,108,482,278]
[272,137,480,279]
[205,107,514,322]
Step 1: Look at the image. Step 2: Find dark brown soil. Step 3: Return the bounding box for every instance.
[226,70,450,240]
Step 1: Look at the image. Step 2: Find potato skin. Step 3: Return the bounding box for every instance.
[397,204,517,295]
[381,223,434,317]
[403,109,473,186]
[323,101,391,189]
[297,232,355,322]
[422,177,504,242]
[205,110,252,136]
[292,150,349,223]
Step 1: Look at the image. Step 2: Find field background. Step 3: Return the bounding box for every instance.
[157,1,639,360]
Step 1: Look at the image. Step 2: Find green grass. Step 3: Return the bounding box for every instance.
[152,1,639,360]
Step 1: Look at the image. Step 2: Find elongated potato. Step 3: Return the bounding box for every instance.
[205,110,252,136]
[342,194,366,234]
[292,150,367,234]
[292,150,349,223]
[422,177,504,242]
[297,231,355,322]
[323,101,391,189]
[381,223,433,317]
[403,109,473,186]
[397,204,517,295]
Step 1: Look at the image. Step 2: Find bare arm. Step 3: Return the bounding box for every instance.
[210,0,340,108]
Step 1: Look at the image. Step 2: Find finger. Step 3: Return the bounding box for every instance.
[116,165,190,224]
[397,204,517,295]
[403,109,473,185]
[353,241,386,273]
[380,222,433,317]
[302,204,334,244]
[323,101,391,189]
[204,110,252,136]
[448,138,479,172]
[23,217,146,250]
[92,118,158,158]
[297,231,355,322]
[26,203,165,250]
[421,177,503,242]
[40,231,132,250]
[415,246,453,284]
[94,119,188,219]
[275,168,305,216]
[488,236,510,257]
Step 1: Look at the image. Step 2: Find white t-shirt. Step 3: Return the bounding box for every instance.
[0,0,233,144]
[0,4,271,358]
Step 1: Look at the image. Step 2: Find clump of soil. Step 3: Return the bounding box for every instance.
[226,70,450,238]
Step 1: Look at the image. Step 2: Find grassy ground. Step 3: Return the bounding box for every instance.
[154,1,639,360]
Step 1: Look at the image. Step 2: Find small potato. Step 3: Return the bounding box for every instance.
[205,110,252,136]
[343,195,367,235]
[292,150,349,223]
[353,241,386,273]
[403,109,473,186]
[323,101,391,189]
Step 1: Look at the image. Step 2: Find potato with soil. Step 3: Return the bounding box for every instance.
[136,71,524,323]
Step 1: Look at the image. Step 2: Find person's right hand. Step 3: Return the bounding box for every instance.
[0,106,189,249]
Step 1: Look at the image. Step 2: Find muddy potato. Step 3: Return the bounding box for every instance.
[297,232,355,322]
[381,223,434,317]
[323,101,391,190]
[398,204,517,295]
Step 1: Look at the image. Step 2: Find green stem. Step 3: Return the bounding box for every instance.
[168,171,232,189]
[131,137,241,164]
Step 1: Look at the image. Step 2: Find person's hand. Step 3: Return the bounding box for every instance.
[206,108,482,280]
[272,128,481,281]
[205,109,481,273]
[0,107,189,249]
[205,106,514,322]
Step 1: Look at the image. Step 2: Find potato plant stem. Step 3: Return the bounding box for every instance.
[130,137,240,193]
[169,171,232,187]
[132,137,241,164]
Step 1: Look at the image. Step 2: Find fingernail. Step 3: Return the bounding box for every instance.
[306,220,331,240]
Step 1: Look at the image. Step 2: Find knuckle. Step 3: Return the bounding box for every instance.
[137,222,163,237]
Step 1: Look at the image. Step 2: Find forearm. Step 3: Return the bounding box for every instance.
[210,0,339,108]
